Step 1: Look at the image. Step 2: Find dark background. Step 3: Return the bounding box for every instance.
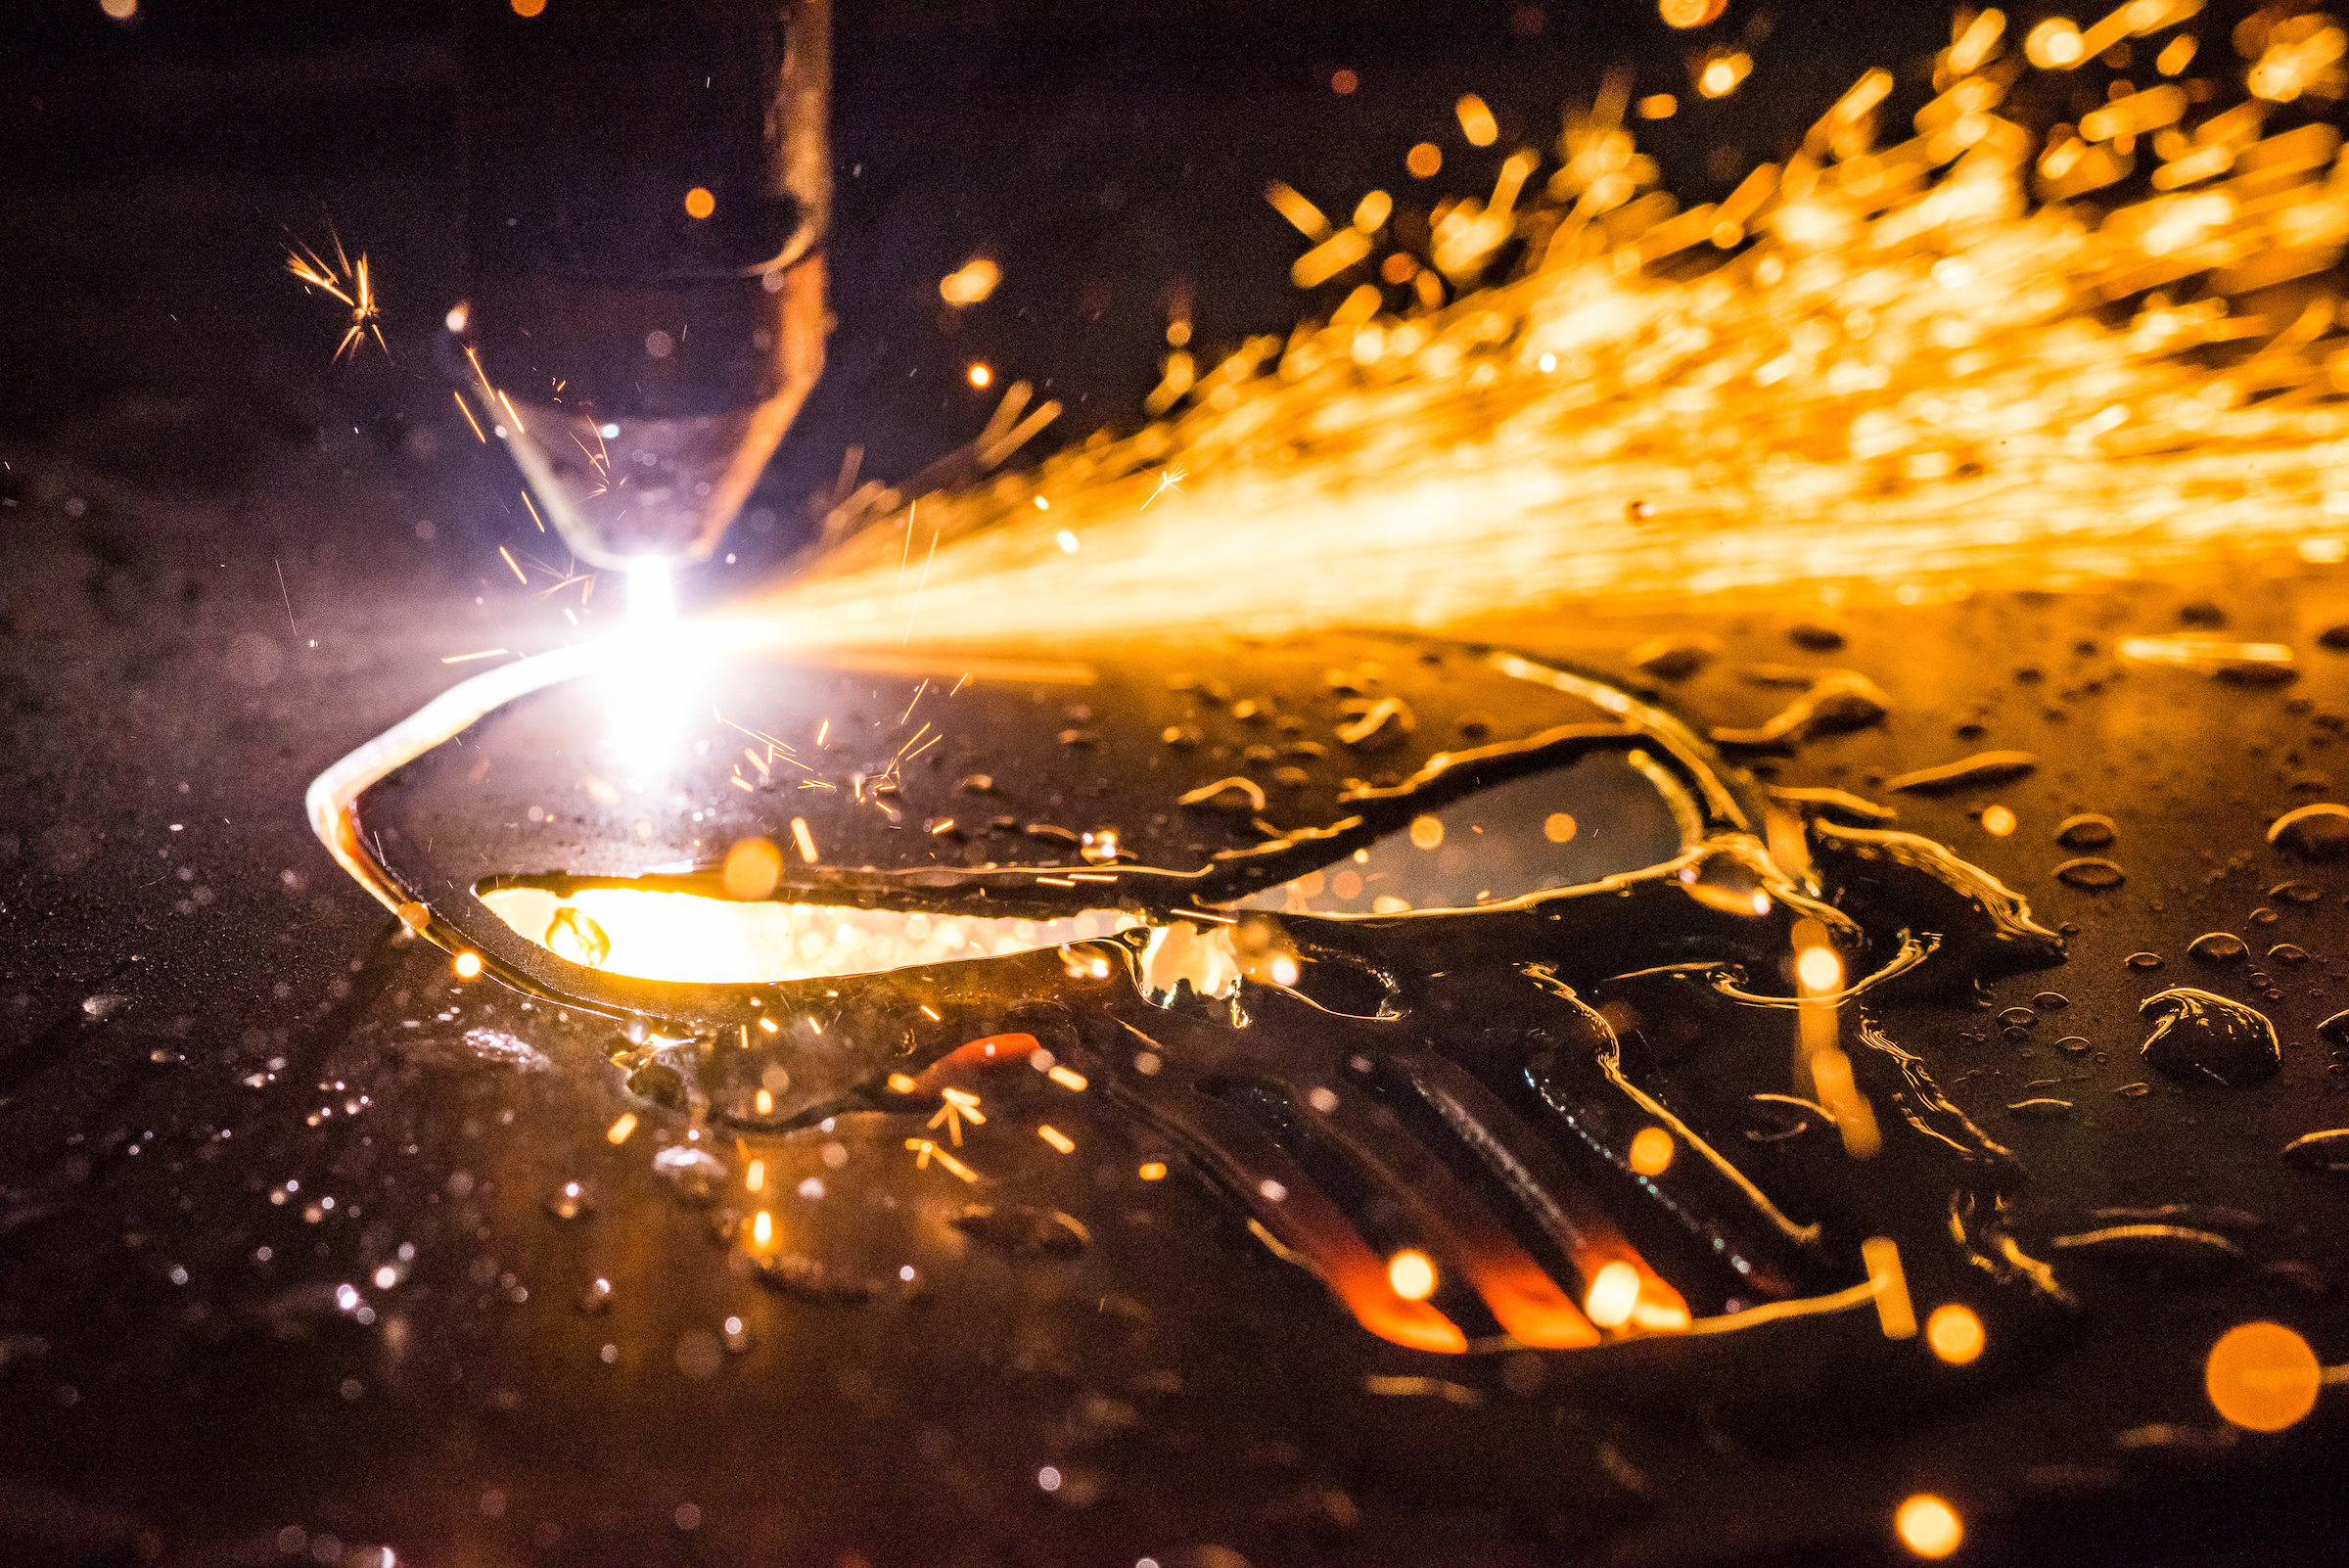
[0,0,1956,573]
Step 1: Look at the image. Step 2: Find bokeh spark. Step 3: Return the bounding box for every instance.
[746,2,2349,652]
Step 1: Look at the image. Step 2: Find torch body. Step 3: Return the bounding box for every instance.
[452,0,830,571]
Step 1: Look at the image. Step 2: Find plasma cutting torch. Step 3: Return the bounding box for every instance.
[445,0,831,574]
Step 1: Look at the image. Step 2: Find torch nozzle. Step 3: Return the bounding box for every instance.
[503,399,800,572]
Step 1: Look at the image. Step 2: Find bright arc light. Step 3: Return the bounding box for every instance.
[1387,1250,1439,1301]
[1895,1495,1963,1558]
[626,557,677,627]
[1796,945,1842,994]
[602,555,708,765]
[1585,1261,1641,1327]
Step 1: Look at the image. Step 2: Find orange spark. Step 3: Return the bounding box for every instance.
[285,226,388,362]
[452,390,486,442]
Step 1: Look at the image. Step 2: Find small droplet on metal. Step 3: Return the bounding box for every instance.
[2187,932,2248,964]
[2271,803,2349,859]
[2054,813,2116,850]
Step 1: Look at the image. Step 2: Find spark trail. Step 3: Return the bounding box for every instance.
[733,3,2349,654]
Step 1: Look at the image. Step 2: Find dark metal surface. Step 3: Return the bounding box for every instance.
[12,525,2349,1563]
[5,4,2349,1565]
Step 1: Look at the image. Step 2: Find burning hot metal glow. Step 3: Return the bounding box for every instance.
[477,889,1137,986]
[739,3,2349,653]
